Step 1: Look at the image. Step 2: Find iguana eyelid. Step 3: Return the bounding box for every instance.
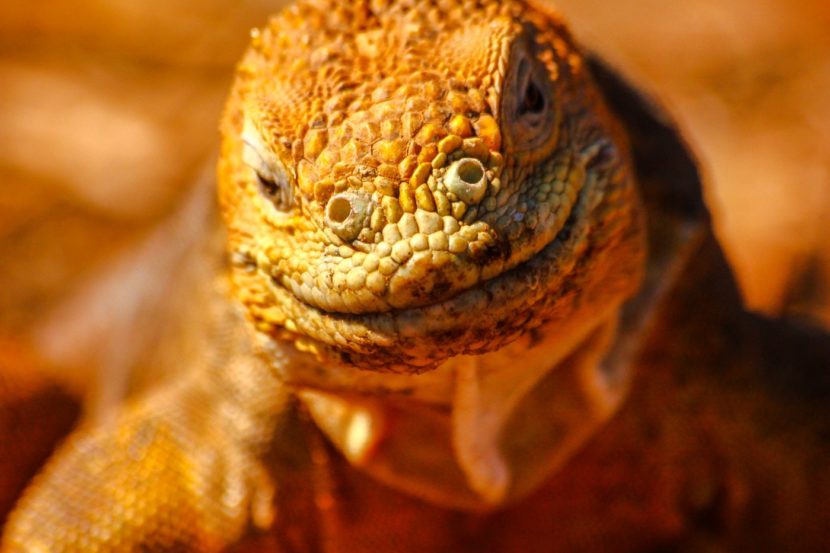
[502,42,558,154]
[241,120,274,168]
[516,59,547,123]
[241,122,295,213]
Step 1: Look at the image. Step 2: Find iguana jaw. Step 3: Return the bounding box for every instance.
[229,153,645,374]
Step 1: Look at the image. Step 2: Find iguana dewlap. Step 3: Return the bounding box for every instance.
[2,1,830,551]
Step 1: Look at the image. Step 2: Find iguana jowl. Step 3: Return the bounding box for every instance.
[2,0,830,551]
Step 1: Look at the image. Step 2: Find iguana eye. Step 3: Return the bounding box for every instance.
[519,78,546,116]
[253,161,294,212]
[513,59,550,125]
[242,125,295,212]
[502,44,558,153]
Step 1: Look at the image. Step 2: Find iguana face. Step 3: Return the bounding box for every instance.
[219,0,646,372]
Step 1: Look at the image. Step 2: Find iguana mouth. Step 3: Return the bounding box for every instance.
[250,167,611,372]
[250,148,587,318]
[272,162,590,318]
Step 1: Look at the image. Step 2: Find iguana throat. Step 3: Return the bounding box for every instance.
[265,306,626,509]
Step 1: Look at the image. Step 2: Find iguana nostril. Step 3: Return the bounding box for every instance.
[326,191,371,241]
[445,157,487,204]
[327,196,352,223]
[457,159,484,184]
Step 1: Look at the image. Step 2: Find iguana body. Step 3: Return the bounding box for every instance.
[2,0,830,551]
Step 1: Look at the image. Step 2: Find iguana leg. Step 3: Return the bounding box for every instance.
[2,368,284,552]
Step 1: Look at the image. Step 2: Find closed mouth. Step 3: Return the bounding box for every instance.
[270,159,592,318]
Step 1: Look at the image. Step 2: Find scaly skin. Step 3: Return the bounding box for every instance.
[3,0,829,551]
[219,0,644,372]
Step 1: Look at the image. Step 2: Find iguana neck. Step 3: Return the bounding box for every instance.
[251,288,628,510]
[287,309,623,510]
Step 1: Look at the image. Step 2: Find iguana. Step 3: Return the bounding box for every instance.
[2,0,829,551]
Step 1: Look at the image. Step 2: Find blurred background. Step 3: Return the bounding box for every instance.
[1,0,828,340]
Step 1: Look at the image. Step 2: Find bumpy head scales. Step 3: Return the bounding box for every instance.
[219,0,646,372]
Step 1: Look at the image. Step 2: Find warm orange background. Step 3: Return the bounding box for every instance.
[558,0,830,326]
[1,0,828,333]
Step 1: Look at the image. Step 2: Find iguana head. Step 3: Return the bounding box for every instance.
[219,0,645,372]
